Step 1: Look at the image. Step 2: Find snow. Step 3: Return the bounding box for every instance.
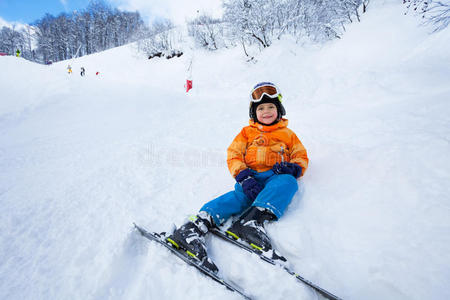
[1,1,450,299]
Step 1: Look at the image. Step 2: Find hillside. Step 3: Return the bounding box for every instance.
[0,1,449,299]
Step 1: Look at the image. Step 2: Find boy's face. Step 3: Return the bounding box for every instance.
[256,103,278,125]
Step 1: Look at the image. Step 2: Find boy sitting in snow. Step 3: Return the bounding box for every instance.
[167,82,309,273]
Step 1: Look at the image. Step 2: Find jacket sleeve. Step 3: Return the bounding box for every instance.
[227,128,249,177]
[289,132,309,177]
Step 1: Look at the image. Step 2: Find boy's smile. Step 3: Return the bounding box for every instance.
[256,103,278,125]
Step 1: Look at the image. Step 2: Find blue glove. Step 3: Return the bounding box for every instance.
[235,169,263,201]
[272,162,302,179]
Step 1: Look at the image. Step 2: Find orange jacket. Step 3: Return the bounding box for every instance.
[227,119,308,178]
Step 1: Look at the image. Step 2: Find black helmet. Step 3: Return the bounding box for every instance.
[249,82,286,121]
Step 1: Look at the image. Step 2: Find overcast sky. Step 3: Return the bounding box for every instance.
[0,0,224,26]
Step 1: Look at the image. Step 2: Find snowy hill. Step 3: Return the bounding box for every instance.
[1,1,449,300]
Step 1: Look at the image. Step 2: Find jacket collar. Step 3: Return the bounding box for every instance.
[249,118,288,132]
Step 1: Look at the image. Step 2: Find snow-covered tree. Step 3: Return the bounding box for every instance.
[137,19,184,58]
[404,0,450,32]
[32,1,145,63]
[20,25,36,61]
[0,25,25,56]
[223,0,281,48]
[220,0,365,54]
[188,14,227,50]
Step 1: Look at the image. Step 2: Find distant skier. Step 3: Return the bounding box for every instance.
[167,82,309,273]
[16,49,20,57]
[67,64,72,74]
[80,67,85,76]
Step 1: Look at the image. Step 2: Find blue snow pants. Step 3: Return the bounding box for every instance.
[200,170,298,226]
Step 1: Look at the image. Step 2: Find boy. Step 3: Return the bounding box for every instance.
[167,82,309,273]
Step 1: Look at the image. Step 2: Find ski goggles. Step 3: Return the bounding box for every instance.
[250,82,283,102]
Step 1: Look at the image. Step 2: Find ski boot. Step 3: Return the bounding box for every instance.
[167,212,219,273]
[226,206,276,252]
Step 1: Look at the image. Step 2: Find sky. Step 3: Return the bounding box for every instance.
[0,0,223,27]
[0,0,90,24]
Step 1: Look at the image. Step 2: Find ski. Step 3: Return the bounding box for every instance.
[210,227,343,300]
[133,223,252,300]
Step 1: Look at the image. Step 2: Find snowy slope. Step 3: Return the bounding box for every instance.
[1,1,450,300]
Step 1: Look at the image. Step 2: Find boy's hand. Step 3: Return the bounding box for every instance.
[236,169,263,201]
[272,162,302,179]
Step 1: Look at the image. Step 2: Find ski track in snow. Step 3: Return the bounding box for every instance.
[1,2,450,299]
